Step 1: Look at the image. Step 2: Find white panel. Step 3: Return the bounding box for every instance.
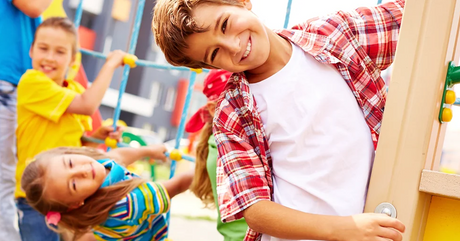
[100,87,155,117]
[164,87,176,111]
[69,0,105,15]
[150,82,162,107]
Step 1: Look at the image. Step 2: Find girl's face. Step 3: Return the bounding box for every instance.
[43,154,107,207]
[30,27,75,84]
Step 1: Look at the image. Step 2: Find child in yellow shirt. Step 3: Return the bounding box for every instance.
[15,17,164,241]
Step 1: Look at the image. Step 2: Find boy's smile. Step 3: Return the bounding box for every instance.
[242,37,252,60]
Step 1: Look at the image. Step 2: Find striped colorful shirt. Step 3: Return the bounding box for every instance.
[213,1,405,240]
[93,159,170,241]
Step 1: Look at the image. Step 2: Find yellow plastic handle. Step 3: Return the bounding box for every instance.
[191,68,203,74]
[169,149,182,161]
[105,137,118,149]
[123,54,138,68]
[445,90,456,105]
[442,107,453,122]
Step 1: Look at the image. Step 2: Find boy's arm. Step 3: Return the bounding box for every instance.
[66,50,126,116]
[342,0,405,71]
[244,200,405,240]
[295,0,404,71]
[106,145,167,166]
[12,0,53,18]
[213,119,272,222]
[214,122,405,240]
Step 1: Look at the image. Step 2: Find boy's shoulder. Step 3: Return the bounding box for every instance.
[18,69,51,86]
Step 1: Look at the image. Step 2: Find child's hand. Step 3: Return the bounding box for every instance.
[92,125,125,142]
[339,213,405,241]
[144,144,168,163]
[105,50,127,69]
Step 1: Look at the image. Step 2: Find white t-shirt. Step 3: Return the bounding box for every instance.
[249,43,374,241]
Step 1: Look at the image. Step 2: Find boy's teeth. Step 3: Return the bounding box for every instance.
[243,41,251,58]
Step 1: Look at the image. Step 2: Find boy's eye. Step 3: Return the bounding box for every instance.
[211,49,219,62]
[221,18,228,33]
[69,159,73,168]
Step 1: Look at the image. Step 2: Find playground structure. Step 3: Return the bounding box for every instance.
[51,0,460,240]
[363,0,460,240]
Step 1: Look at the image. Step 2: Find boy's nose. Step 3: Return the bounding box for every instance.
[222,38,241,56]
[44,52,55,61]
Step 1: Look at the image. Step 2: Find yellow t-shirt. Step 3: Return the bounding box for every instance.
[15,69,92,198]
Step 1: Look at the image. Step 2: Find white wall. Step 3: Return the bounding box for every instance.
[251,0,388,29]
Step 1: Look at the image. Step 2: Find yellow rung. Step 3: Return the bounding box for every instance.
[105,137,118,149]
[169,149,182,161]
[123,54,138,68]
[191,68,203,74]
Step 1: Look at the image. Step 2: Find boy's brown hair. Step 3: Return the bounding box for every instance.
[33,17,78,56]
[152,0,242,69]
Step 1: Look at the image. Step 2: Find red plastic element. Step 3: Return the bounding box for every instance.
[171,79,189,127]
[78,26,97,50]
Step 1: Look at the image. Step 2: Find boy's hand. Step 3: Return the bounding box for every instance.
[339,213,405,241]
[92,125,125,142]
[144,144,168,163]
[105,50,127,69]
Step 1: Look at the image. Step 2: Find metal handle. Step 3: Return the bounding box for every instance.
[374,202,397,218]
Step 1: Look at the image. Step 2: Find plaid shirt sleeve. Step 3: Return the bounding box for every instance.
[213,76,272,223]
[296,0,404,70]
[283,0,404,147]
[342,0,405,71]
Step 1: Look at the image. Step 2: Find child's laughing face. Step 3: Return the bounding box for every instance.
[184,2,270,73]
[43,154,107,208]
[30,27,75,84]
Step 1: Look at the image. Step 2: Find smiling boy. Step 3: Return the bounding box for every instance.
[153,0,405,240]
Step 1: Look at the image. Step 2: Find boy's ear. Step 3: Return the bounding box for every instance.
[29,47,33,59]
[240,0,252,10]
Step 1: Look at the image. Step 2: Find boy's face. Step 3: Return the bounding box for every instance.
[30,27,75,83]
[184,2,270,73]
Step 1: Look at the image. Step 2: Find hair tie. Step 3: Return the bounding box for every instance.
[46,211,61,226]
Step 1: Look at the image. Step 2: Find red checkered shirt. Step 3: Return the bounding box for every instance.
[213,1,405,240]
